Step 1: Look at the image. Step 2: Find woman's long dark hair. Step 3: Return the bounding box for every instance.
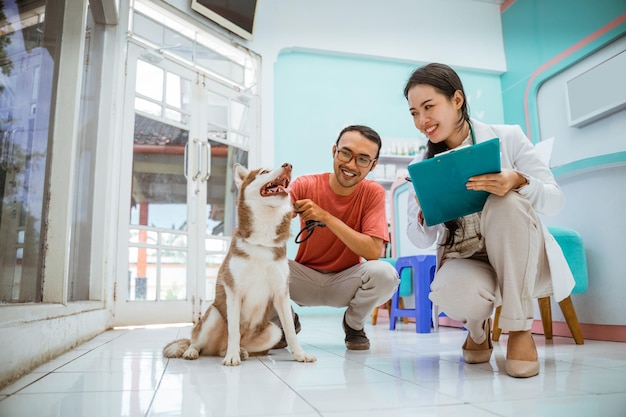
[403,63,471,247]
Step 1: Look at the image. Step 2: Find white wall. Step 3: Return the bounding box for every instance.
[248,0,506,166]
[536,36,626,326]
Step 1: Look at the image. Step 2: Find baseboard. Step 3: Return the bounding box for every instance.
[437,316,626,343]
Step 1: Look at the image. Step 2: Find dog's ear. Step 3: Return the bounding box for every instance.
[233,163,248,189]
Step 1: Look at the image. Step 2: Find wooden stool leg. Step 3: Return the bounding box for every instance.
[558,295,584,345]
[372,300,394,325]
[399,298,409,324]
[491,296,583,345]
[538,297,553,340]
[371,306,379,325]
[492,305,502,341]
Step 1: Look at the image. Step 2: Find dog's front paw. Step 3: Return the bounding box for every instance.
[292,350,317,363]
[222,352,242,366]
[182,348,200,360]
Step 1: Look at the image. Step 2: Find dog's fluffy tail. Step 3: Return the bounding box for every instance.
[163,338,191,358]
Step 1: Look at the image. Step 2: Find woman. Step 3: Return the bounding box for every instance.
[403,63,575,378]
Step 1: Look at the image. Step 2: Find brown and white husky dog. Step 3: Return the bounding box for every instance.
[163,163,316,366]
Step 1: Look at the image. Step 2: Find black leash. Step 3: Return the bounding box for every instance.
[294,220,326,244]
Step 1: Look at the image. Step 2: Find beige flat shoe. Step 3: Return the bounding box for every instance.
[462,318,493,364]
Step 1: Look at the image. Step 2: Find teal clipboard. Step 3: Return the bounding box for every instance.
[407,138,501,226]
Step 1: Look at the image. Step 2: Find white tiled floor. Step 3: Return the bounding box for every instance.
[2,315,626,417]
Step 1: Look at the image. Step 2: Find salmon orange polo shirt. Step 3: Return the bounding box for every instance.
[290,173,390,273]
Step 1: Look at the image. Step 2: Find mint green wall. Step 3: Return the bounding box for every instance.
[274,51,417,177]
[274,50,504,178]
[500,0,626,141]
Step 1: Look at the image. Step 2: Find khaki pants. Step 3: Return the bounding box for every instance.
[287,259,399,330]
[429,192,548,344]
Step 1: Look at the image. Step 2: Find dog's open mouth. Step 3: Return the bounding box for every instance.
[261,174,290,197]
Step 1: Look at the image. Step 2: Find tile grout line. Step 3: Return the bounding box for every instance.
[0,330,130,399]
[144,356,170,417]
[258,356,325,417]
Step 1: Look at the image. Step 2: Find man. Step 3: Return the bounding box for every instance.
[276,125,400,350]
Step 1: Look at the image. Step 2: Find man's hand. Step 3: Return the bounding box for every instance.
[293,199,328,224]
[293,199,383,260]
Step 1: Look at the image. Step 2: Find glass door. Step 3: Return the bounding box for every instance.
[0,2,49,304]
[113,44,250,325]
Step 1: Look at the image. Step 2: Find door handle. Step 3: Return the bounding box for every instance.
[183,142,189,179]
[202,141,211,182]
[191,139,202,181]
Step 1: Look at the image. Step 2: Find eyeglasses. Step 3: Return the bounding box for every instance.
[335,148,377,168]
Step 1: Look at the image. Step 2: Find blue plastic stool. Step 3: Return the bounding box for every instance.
[389,254,437,333]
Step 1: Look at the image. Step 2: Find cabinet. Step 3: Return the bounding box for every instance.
[371,137,432,259]
[370,136,426,188]
[370,154,415,188]
[370,154,414,227]
[369,137,427,227]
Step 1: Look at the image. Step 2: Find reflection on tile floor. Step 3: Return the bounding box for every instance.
[1,315,626,416]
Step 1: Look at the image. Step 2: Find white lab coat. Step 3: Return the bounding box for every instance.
[406,118,575,302]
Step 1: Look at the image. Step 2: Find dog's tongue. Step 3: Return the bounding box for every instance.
[261,172,292,197]
[272,185,289,195]
[271,177,290,194]
[262,182,289,196]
